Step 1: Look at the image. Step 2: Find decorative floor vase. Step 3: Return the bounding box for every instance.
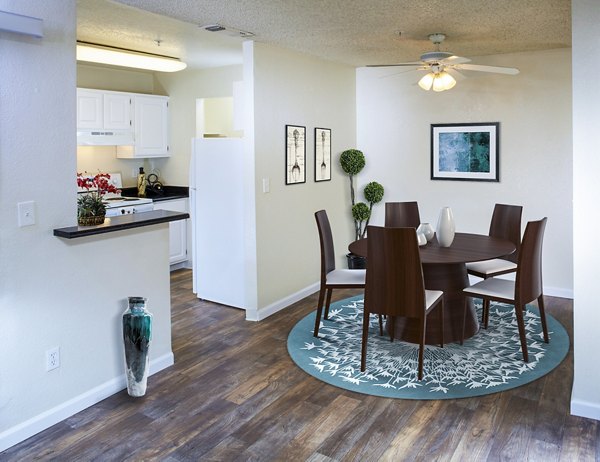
[122,296,152,397]
[436,207,456,247]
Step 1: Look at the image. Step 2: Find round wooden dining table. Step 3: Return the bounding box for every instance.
[348,232,516,345]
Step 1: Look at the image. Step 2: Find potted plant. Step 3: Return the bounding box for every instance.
[340,149,384,268]
[76,172,120,226]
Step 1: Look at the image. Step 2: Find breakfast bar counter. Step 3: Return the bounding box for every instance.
[53,210,189,239]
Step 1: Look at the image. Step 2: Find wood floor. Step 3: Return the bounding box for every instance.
[3,269,598,461]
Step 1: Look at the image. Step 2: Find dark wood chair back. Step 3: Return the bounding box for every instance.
[315,210,336,282]
[489,204,523,263]
[384,201,421,228]
[516,217,547,304]
[364,226,425,319]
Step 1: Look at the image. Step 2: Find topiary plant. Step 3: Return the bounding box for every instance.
[340,149,384,240]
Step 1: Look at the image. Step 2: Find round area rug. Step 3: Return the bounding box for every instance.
[287,295,569,399]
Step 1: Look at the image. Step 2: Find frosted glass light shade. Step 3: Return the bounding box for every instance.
[432,71,456,92]
[418,73,435,91]
[76,43,187,73]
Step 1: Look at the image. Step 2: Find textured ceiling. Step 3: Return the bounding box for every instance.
[79,0,571,70]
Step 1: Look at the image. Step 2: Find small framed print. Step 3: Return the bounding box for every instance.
[286,125,306,185]
[314,127,331,182]
[431,122,499,182]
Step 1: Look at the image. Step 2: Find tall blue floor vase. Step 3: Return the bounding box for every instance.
[122,296,153,397]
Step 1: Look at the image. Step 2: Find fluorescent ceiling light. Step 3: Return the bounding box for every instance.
[76,42,187,73]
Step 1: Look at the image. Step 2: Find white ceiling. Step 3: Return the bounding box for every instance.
[78,0,571,70]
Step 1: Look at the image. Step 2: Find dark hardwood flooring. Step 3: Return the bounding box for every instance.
[3,269,598,461]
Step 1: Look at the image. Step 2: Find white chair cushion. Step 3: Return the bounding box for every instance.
[466,258,517,276]
[463,277,515,301]
[425,289,443,310]
[326,269,366,286]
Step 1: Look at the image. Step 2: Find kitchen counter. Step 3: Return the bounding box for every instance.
[53,210,189,239]
[121,185,189,202]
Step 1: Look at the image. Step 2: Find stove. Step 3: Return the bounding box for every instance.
[103,196,154,217]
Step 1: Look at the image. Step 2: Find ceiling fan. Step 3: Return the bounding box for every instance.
[368,33,520,92]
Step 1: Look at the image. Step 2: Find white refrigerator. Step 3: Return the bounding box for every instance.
[189,137,246,309]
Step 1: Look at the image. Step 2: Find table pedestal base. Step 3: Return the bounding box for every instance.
[390,263,479,345]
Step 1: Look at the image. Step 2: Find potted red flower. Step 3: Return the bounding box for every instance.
[76,172,120,226]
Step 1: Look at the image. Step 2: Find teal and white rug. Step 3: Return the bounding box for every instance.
[287,295,569,399]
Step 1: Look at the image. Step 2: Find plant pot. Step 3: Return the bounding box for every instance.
[347,252,367,269]
[78,214,106,226]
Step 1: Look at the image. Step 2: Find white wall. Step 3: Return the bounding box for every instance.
[357,48,573,297]
[154,65,242,186]
[250,42,357,315]
[571,0,600,421]
[0,1,173,450]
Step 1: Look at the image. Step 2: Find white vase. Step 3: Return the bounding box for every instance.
[436,207,455,247]
[417,222,435,242]
[417,232,427,246]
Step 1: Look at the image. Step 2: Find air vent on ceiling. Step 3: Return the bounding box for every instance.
[200,24,255,38]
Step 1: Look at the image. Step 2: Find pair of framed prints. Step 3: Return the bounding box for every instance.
[285,125,331,185]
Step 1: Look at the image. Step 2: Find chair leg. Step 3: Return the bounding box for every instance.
[418,318,427,380]
[313,287,326,337]
[538,295,549,343]
[515,303,529,362]
[483,299,490,329]
[461,296,469,346]
[378,314,383,336]
[324,288,333,320]
[361,309,370,372]
[389,316,395,342]
[439,301,444,348]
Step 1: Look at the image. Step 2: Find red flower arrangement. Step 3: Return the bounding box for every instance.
[76,172,121,225]
[77,172,120,195]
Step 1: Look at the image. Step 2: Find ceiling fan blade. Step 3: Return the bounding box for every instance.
[440,55,471,65]
[455,63,520,75]
[366,62,423,68]
[445,68,466,81]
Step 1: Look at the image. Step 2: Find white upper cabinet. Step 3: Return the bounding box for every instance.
[103,92,132,130]
[117,94,170,158]
[77,89,131,130]
[77,88,170,157]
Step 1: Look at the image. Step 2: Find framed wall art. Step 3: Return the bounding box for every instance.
[314,127,331,182]
[285,125,306,185]
[431,122,499,182]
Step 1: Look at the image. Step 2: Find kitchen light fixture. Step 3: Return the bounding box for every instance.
[418,70,456,92]
[76,41,187,73]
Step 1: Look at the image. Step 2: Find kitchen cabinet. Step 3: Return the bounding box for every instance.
[117,94,169,158]
[77,89,131,130]
[153,198,188,267]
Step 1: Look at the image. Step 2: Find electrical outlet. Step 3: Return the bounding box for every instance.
[46,347,60,371]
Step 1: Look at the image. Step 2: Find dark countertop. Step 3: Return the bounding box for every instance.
[54,210,190,239]
[121,185,189,202]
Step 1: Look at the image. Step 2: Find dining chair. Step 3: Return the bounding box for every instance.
[361,226,444,380]
[314,210,366,338]
[384,201,421,228]
[465,203,523,328]
[462,217,549,363]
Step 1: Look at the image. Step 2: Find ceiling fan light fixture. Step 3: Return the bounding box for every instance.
[76,42,187,73]
[432,71,456,92]
[418,72,435,91]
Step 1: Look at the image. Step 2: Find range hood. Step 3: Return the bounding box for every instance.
[77,129,134,146]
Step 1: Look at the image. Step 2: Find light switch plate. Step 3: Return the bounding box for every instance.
[262,178,270,193]
[18,201,35,227]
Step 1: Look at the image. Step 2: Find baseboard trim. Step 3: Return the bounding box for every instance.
[0,352,174,452]
[544,286,573,299]
[571,398,600,421]
[246,282,320,321]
